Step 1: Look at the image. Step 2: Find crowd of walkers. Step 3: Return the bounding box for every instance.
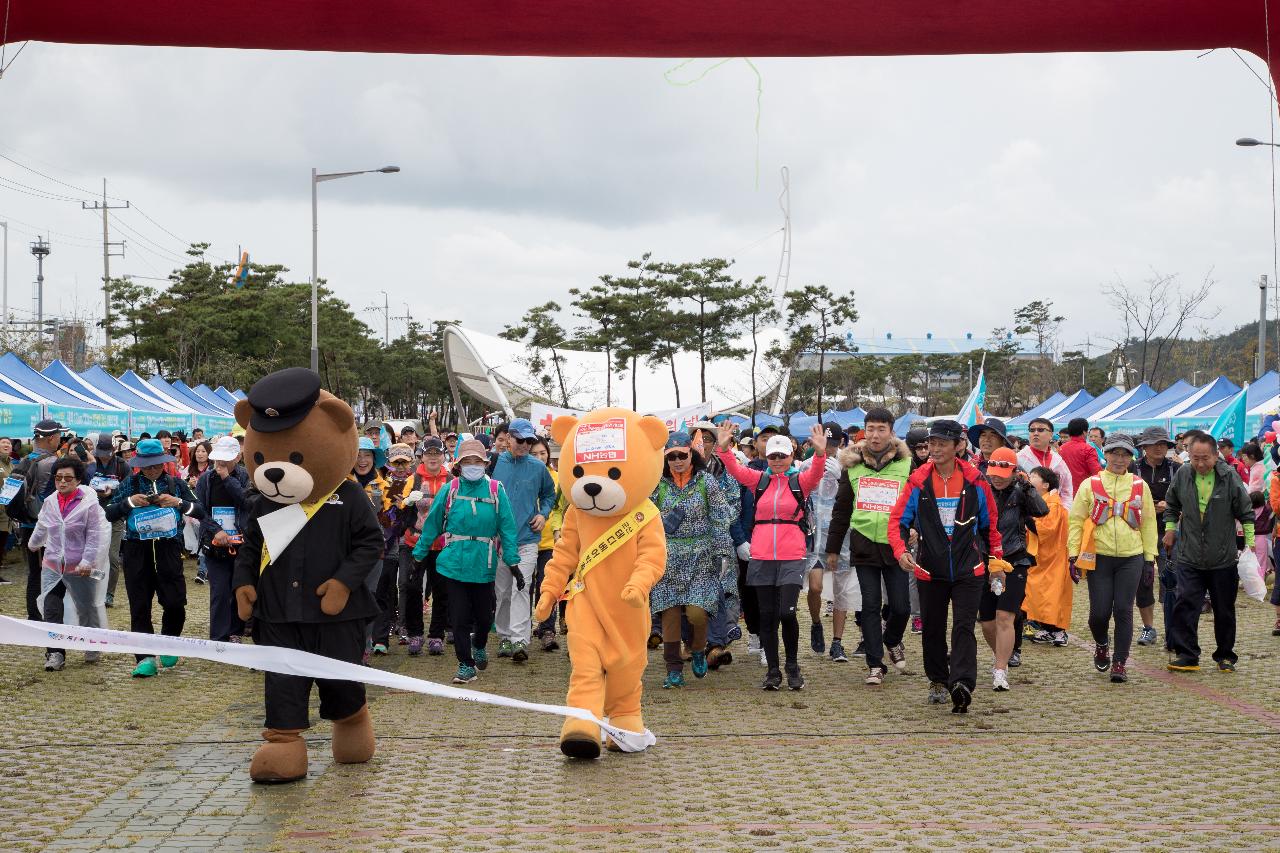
[3,408,1272,716]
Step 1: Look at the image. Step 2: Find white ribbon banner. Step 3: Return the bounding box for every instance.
[0,615,656,753]
[531,401,712,435]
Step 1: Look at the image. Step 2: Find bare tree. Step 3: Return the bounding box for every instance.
[1101,271,1220,385]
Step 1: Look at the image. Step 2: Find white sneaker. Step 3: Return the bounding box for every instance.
[759,648,768,667]
[992,668,1010,692]
[44,652,65,671]
[747,634,761,655]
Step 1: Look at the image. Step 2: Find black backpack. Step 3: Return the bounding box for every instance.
[753,470,813,548]
[5,453,48,524]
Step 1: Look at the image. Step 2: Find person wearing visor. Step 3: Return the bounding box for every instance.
[979,447,1048,691]
[1067,434,1157,684]
[715,421,828,691]
[195,436,250,643]
[379,443,419,648]
[105,438,205,678]
[490,418,556,663]
[650,431,735,688]
[414,439,520,684]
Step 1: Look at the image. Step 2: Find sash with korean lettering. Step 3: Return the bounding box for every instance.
[564,499,659,600]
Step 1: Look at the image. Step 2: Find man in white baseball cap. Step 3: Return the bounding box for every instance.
[197,435,251,643]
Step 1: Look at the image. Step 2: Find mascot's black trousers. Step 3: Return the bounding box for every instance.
[254,619,367,730]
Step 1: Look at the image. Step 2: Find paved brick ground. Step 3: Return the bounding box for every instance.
[2,553,1279,851]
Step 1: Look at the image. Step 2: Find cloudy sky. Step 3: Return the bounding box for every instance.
[0,44,1276,359]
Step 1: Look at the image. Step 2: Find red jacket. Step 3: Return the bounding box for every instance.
[1059,436,1101,496]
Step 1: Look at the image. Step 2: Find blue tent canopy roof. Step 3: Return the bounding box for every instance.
[0,353,103,407]
[1117,379,1196,420]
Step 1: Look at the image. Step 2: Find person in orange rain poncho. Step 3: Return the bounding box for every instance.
[1024,465,1073,646]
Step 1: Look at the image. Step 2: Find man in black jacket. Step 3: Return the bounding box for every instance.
[87,435,129,608]
[196,436,251,642]
[1135,426,1180,650]
[1163,433,1254,673]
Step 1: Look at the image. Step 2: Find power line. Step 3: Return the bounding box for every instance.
[0,153,110,200]
[107,211,189,264]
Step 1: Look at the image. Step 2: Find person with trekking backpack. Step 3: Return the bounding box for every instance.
[413,438,521,684]
[714,420,828,691]
[649,431,735,688]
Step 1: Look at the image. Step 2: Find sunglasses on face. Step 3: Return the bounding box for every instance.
[53,474,78,482]
[666,451,690,461]
[1028,427,1051,434]
[517,437,538,446]
[988,463,1016,471]
[766,453,790,461]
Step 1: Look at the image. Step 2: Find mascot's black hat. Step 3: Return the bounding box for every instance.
[246,367,321,433]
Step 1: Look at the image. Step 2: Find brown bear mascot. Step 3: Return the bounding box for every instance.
[533,407,667,758]
[231,367,383,783]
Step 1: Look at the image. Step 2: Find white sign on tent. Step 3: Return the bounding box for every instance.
[530,402,712,436]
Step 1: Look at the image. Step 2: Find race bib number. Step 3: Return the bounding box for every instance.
[131,506,180,540]
[212,506,239,537]
[574,418,627,464]
[0,476,22,506]
[936,497,959,536]
[855,476,901,514]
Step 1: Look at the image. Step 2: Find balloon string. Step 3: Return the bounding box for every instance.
[664,58,765,189]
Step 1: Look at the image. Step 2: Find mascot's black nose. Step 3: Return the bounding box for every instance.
[583,482,602,497]
[263,467,285,484]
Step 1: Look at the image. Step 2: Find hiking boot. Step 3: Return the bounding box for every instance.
[398,631,410,645]
[1167,655,1199,672]
[810,623,825,655]
[785,664,805,691]
[474,647,489,670]
[511,642,529,663]
[1273,617,1280,637]
[726,624,743,644]
[445,630,454,644]
[1030,629,1054,644]
[829,639,848,663]
[194,570,207,585]
[541,631,560,652]
[992,669,1010,692]
[44,652,65,672]
[131,657,158,678]
[949,682,972,714]
[159,655,179,669]
[1008,650,1021,668]
[1093,644,1110,673]
[762,669,783,690]
[865,666,885,686]
[910,616,923,634]
[927,681,948,704]
[663,670,685,689]
[407,636,425,656]
[1110,661,1128,683]
[1137,626,1157,646]
[427,638,444,656]
[852,640,866,657]
[498,639,514,657]
[372,643,388,656]
[1051,630,1069,646]
[691,651,708,679]
[707,646,732,669]
[887,643,907,671]
[104,592,114,608]
[453,664,478,684]
[1217,659,1237,673]
[647,632,662,650]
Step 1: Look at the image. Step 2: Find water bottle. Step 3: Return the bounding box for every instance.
[89,566,107,582]
[991,575,1004,596]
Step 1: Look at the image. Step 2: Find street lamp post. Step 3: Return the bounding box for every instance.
[1237,137,1280,377]
[311,165,400,373]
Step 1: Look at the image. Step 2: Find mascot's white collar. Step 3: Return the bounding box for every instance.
[257,489,341,559]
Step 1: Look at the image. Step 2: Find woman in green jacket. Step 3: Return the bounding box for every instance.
[414,439,521,683]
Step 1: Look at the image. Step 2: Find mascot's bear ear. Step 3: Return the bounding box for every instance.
[550,415,579,446]
[316,396,356,432]
[638,415,667,451]
[234,398,252,429]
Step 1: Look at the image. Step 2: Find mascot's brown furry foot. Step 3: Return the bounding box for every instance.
[249,729,308,783]
[330,704,376,764]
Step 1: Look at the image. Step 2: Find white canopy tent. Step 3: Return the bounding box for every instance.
[443,325,790,418]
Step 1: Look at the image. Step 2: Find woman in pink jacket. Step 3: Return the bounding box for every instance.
[715,421,827,691]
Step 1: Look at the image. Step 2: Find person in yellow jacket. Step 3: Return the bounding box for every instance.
[530,437,566,650]
[1066,434,1157,684]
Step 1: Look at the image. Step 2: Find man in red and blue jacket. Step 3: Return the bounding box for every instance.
[889,419,1009,714]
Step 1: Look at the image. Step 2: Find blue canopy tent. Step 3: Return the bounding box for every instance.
[152,377,238,434]
[213,386,241,409]
[1114,380,1197,420]
[1184,371,1278,418]
[822,407,867,428]
[190,382,237,415]
[1066,385,1147,424]
[1161,376,1240,418]
[79,366,195,434]
[787,413,820,438]
[894,410,923,438]
[751,412,784,428]
[0,353,129,435]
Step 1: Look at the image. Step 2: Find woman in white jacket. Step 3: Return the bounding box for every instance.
[30,457,111,671]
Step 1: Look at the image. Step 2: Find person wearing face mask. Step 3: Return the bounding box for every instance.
[349,437,393,661]
[489,418,556,663]
[413,439,521,684]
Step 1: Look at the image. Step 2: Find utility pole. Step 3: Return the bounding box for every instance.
[82,179,128,354]
[392,303,414,337]
[30,236,50,359]
[1259,274,1269,380]
[365,291,392,346]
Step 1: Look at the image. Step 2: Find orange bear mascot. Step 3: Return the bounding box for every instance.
[533,408,668,759]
